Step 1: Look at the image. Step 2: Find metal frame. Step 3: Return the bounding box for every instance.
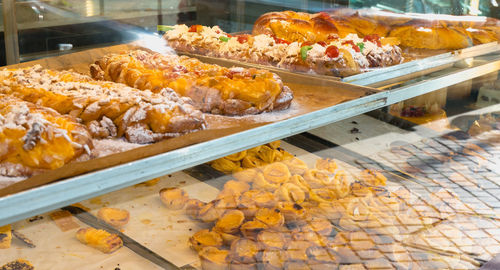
[2,0,20,64]
[1,53,500,226]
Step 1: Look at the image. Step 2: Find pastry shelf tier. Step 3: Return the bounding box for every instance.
[1,49,500,227]
[343,42,500,87]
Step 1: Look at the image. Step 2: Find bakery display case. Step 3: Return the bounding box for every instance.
[0,0,499,269]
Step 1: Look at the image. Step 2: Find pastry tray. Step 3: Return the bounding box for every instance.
[176,36,500,88]
[0,43,377,197]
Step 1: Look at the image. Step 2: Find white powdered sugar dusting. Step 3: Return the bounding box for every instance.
[0,65,206,144]
[163,24,404,76]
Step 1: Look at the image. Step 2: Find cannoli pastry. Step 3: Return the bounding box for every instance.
[90,50,293,116]
[0,65,205,144]
[0,95,93,176]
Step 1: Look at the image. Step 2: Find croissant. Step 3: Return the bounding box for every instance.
[0,95,93,176]
[0,65,205,144]
[76,227,123,253]
[90,50,293,116]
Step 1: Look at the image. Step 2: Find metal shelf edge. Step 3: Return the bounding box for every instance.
[1,53,500,226]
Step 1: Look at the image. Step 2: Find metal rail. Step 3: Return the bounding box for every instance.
[1,54,499,226]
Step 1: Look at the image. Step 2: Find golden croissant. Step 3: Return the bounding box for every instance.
[90,50,293,116]
[0,95,93,176]
[0,65,205,144]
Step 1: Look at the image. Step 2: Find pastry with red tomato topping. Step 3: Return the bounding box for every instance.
[163,24,403,77]
[91,50,293,116]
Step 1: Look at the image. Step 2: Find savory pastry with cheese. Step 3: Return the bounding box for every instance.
[0,95,93,176]
[0,65,205,144]
[76,227,123,253]
[90,50,293,116]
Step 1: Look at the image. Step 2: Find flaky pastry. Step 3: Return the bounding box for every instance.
[0,65,205,144]
[91,50,293,116]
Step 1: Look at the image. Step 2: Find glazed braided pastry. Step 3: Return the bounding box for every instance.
[0,65,206,144]
[90,50,293,115]
[0,94,93,176]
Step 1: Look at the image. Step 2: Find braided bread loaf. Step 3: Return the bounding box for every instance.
[90,50,293,116]
[253,9,500,50]
[0,94,93,176]
[0,65,206,144]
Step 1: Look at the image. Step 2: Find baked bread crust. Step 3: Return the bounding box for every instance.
[254,9,499,50]
[0,94,93,176]
[90,50,293,116]
[0,65,206,144]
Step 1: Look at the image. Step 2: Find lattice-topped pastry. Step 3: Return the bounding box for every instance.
[0,94,93,176]
[0,65,206,144]
[90,50,293,115]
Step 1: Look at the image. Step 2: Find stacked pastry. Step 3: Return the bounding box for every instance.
[159,143,456,269]
[90,50,293,115]
[163,24,404,77]
[253,9,500,50]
